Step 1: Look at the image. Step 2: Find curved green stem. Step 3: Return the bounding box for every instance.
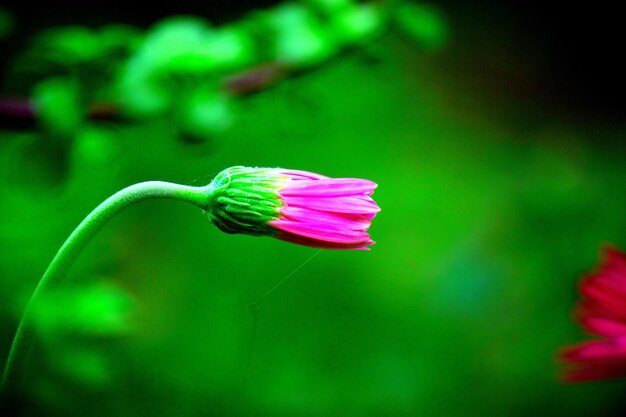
[1,181,213,395]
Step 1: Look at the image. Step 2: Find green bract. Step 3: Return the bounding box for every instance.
[206,166,285,236]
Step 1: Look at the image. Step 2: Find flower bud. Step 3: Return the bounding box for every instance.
[207,166,380,250]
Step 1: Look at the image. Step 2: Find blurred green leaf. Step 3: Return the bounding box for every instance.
[333,3,386,45]
[204,26,255,71]
[118,16,246,118]
[98,24,142,54]
[305,0,352,14]
[33,77,83,138]
[34,26,102,65]
[0,6,14,39]
[269,3,337,67]
[135,16,216,75]
[394,3,449,51]
[179,89,233,140]
[53,347,113,388]
[117,66,171,116]
[9,23,140,101]
[28,24,140,65]
[138,17,252,75]
[74,127,119,166]
[32,282,135,339]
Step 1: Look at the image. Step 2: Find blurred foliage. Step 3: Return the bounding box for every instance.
[11,24,140,113]
[26,281,135,413]
[33,77,83,141]
[393,3,448,50]
[117,15,245,139]
[2,1,626,417]
[11,25,140,87]
[32,281,134,340]
[3,0,446,148]
[0,7,14,40]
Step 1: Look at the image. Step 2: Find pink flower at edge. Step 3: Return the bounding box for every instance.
[558,246,626,382]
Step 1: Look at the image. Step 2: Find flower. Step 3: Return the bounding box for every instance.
[558,246,626,382]
[206,166,380,250]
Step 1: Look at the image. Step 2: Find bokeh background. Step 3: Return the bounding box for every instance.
[1,1,625,416]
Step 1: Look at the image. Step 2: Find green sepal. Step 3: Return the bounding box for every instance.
[206,166,285,236]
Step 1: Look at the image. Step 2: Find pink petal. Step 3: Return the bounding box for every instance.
[278,169,329,181]
[580,247,626,296]
[583,275,626,301]
[280,179,377,197]
[558,246,626,382]
[580,284,626,321]
[561,340,626,363]
[282,195,381,215]
[280,206,372,231]
[604,246,626,273]
[275,232,375,250]
[559,339,626,382]
[269,219,371,245]
[582,317,626,338]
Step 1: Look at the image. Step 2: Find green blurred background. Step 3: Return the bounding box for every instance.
[1,1,625,416]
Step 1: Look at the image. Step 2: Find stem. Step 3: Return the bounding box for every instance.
[1,181,213,396]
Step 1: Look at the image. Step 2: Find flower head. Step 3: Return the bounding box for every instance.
[558,246,626,382]
[206,166,380,250]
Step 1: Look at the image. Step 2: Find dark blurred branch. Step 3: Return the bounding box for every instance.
[0,98,34,119]
[0,61,291,126]
[224,62,289,96]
